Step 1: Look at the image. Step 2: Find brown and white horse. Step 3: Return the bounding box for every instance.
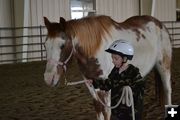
[43,15,172,120]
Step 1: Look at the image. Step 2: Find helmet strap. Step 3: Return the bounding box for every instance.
[123,56,128,63]
[120,56,128,68]
[118,57,128,73]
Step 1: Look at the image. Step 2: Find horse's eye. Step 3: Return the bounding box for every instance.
[61,33,67,40]
[61,35,66,40]
[60,44,65,49]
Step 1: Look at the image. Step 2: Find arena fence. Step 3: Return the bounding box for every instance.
[0,26,47,64]
[0,21,180,64]
[163,21,180,48]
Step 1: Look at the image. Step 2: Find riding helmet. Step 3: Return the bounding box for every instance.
[105,40,134,60]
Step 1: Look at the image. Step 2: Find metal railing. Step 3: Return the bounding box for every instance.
[0,21,180,64]
[163,21,180,48]
[0,26,47,64]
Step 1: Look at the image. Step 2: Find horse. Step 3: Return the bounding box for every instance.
[43,15,172,120]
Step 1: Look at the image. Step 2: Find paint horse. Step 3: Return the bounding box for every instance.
[43,15,172,120]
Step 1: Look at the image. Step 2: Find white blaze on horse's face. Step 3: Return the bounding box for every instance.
[44,37,65,86]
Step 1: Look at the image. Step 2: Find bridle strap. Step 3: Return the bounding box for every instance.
[57,48,74,72]
[47,41,86,86]
[47,42,74,72]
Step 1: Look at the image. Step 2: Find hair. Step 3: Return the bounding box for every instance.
[65,15,119,57]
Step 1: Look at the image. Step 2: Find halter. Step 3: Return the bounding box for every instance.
[47,39,75,73]
[46,40,86,86]
[47,48,73,72]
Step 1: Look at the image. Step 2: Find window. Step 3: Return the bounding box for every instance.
[70,0,96,19]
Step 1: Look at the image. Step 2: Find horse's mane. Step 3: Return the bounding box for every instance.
[65,15,119,57]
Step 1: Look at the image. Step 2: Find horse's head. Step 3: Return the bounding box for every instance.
[43,17,73,87]
[43,16,113,86]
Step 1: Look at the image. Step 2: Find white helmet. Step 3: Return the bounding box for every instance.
[105,40,134,60]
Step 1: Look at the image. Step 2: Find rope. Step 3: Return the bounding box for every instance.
[66,79,85,85]
[93,85,135,120]
[65,78,135,120]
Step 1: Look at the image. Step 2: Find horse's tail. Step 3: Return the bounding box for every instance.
[154,68,164,106]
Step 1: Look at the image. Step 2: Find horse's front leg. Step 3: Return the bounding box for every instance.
[84,81,111,120]
[101,90,111,120]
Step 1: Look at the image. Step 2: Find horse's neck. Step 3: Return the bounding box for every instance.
[74,46,103,79]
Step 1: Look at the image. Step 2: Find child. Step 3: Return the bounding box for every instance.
[86,40,145,120]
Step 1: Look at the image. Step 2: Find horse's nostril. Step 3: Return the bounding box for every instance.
[50,74,60,87]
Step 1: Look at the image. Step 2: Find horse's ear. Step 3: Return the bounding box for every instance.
[60,17,66,24]
[43,17,50,27]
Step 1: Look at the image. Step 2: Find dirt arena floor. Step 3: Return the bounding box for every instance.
[0,48,180,120]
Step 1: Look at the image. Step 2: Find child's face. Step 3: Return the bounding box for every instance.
[111,54,123,68]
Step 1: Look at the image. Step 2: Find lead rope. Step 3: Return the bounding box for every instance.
[65,78,135,120]
[65,79,85,85]
[64,41,86,86]
[93,85,135,120]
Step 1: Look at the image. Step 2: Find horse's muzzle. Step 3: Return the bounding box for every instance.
[44,72,60,87]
